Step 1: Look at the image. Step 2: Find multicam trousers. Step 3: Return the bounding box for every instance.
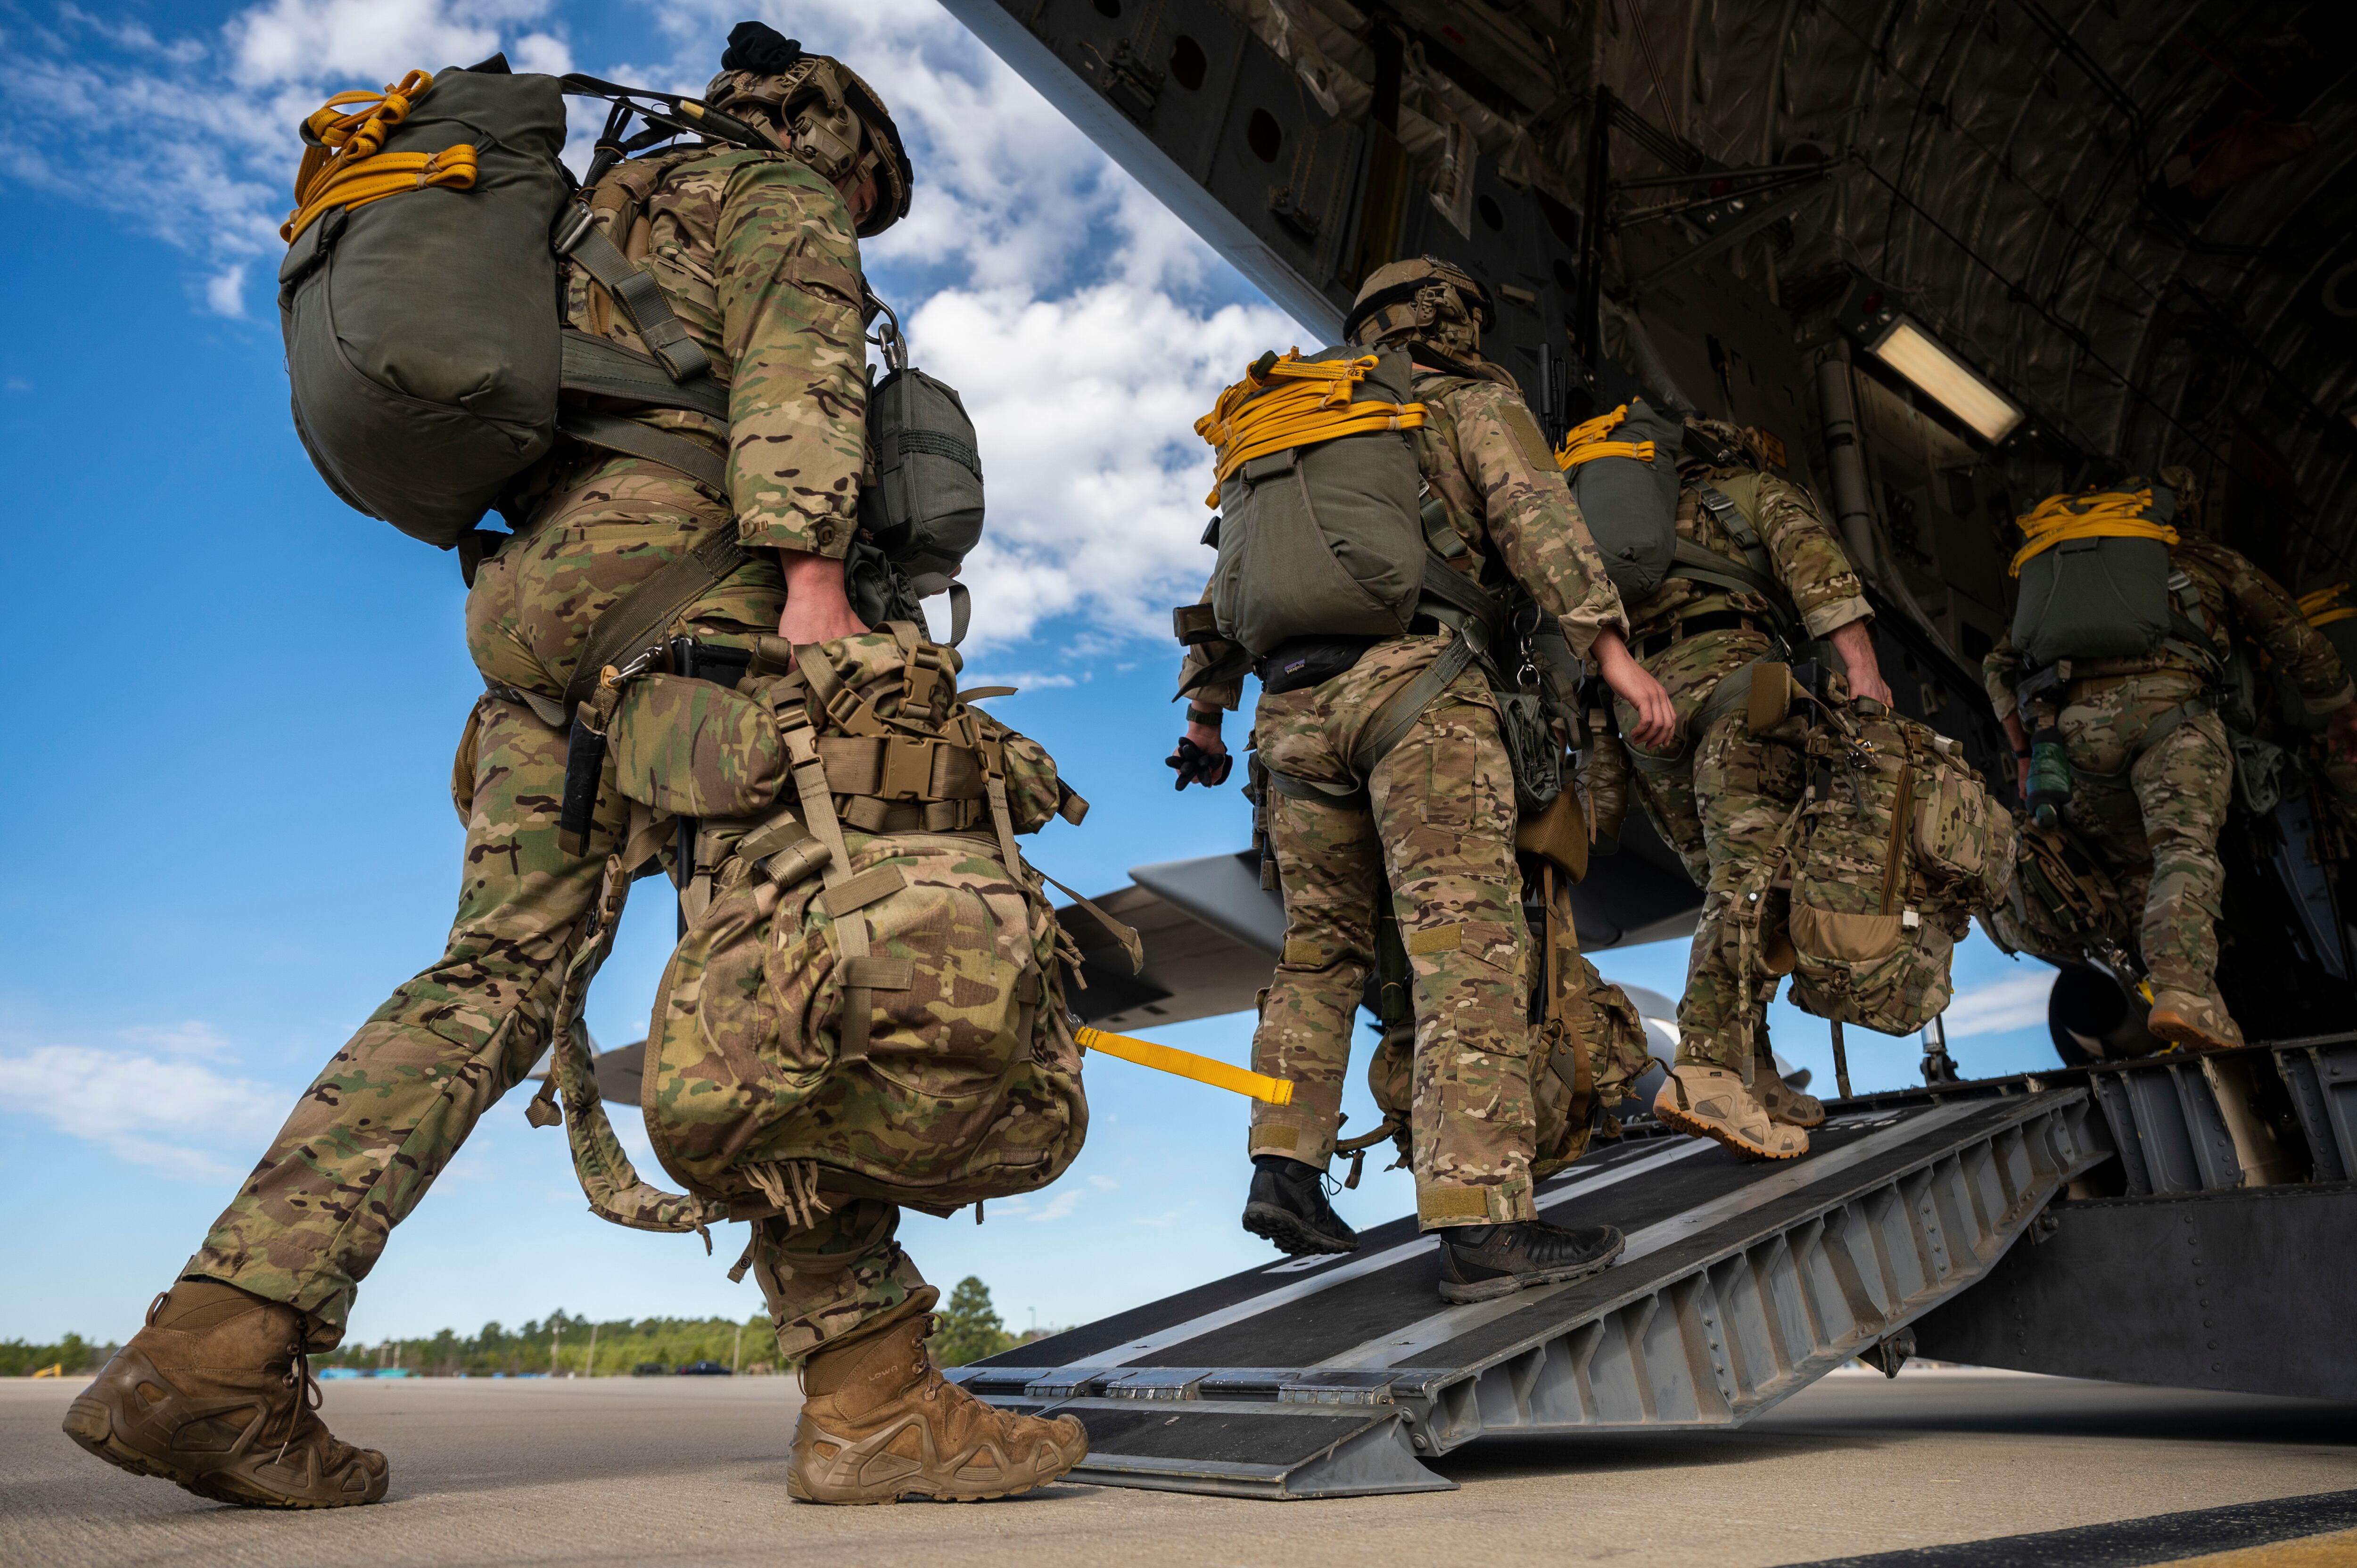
[1621,629,1806,1075]
[1246,637,1538,1230]
[186,457,824,1341]
[2052,671,2233,998]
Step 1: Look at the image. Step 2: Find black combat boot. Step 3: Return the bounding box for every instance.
[1435,1219,1624,1303]
[1241,1156,1359,1256]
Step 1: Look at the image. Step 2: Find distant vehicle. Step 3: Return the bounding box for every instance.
[674,1361,733,1377]
[631,1362,668,1377]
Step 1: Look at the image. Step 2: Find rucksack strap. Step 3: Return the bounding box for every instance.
[554,209,711,382]
[556,409,726,494]
[560,330,730,419]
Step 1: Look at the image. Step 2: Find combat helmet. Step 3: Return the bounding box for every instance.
[707,22,913,237]
[1343,256,1495,359]
[1682,414,1774,472]
[2158,464,2204,534]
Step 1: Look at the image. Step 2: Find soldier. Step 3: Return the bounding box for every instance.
[1621,419,1895,1161]
[1170,257,1678,1304]
[66,23,1081,1509]
[1985,468,2357,1050]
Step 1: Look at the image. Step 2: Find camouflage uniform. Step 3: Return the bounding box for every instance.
[190,147,871,1341]
[1985,534,2353,1008]
[1615,448,1872,1075]
[1185,357,1627,1229]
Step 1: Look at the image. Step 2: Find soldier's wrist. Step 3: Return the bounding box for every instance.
[1186,705,1224,727]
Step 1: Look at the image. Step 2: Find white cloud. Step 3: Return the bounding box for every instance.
[116,1021,238,1059]
[1941,969,2057,1040]
[1024,1189,1083,1223]
[0,1042,284,1180]
[0,0,1309,656]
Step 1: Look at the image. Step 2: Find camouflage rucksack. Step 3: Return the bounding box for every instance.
[531,627,1118,1236]
[1747,700,2014,1039]
[1984,820,2133,969]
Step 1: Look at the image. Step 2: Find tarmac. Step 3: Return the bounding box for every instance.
[3,1367,2353,1567]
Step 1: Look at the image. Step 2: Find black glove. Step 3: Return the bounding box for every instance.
[1166,737,1234,790]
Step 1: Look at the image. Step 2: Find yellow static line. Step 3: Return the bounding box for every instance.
[1075,1027,1294,1105]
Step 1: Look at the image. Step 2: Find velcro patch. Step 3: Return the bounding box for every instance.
[1281,937,1335,968]
[818,865,907,918]
[1500,403,1558,476]
[1250,1125,1300,1152]
[1405,923,1464,956]
[840,955,914,991]
[1417,1185,1495,1223]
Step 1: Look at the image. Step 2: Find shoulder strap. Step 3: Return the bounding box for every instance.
[1695,479,1773,579]
[555,208,711,383]
[557,408,726,494]
[560,331,730,421]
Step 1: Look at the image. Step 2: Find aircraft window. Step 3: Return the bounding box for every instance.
[1247,108,1282,163]
[1478,194,1505,231]
[1170,34,1207,90]
[1093,0,1121,16]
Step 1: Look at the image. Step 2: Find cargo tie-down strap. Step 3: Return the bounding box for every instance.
[1074,1027,1294,1104]
[1554,403,1656,468]
[2010,488,2178,575]
[1195,350,1427,502]
[282,71,478,243]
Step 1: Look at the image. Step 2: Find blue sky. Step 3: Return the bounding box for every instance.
[0,0,2065,1349]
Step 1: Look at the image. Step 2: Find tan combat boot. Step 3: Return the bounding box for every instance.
[788,1315,1088,1503]
[1654,1064,1809,1160]
[62,1280,387,1508]
[1754,1063,1827,1128]
[2147,990,2245,1052]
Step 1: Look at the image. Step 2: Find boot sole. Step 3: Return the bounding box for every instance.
[1656,1098,1807,1162]
[789,1450,1089,1505]
[2147,1009,2238,1053]
[64,1389,384,1509]
[1437,1232,1627,1304]
[1241,1202,1358,1257]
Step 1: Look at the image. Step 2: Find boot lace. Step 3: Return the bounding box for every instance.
[274,1340,322,1465]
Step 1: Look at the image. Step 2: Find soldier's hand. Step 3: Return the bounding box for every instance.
[1167,734,1232,789]
[1594,631,1677,748]
[1830,621,1895,709]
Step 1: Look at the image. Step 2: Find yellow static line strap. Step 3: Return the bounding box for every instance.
[2009,488,2178,577]
[2298,583,2354,629]
[1075,1027,1295,1105]
[282,70,479,244]
[1554,403,1655,469]
[1195,350,1426,504]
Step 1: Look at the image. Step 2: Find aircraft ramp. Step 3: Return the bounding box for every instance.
[953,1088,2104,1498]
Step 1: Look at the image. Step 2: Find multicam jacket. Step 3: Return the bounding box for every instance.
[1176,361,1628,708]
[523,144,872,558]
[1983,537,2356,722]
[1622,467,1872,645]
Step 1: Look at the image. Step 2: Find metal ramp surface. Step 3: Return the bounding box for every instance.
[952,1089,2103,1498]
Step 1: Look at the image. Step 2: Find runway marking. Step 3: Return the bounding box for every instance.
[1314,1098,1987,1370]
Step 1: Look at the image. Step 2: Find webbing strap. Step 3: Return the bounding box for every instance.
[1555,404,1655,468]
[558,409,726,494]
[780,714,877,1066]
[1665,538,1800,637]
[1038,872,1145,975]
[1195,351,1426,498]
[557,524,751,725]
[1076,1026,1292,1103]
[2010,489,2176,576]
[1349,632,1481,782]
[558,218,711,382]
[560,330,730,421]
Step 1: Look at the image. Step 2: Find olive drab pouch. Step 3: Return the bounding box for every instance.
[2008,486,2180,669]
[1556,399,1686,603]
[279,66,571,545]
[1200,346,1429,659]
[1771,704,2009,1038]
[856,302,987,641]
[636,629,1098,1220]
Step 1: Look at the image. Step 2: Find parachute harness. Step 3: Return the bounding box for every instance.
[2009,488,2179,577]
[1195,349,1427,504]
[282,71,479,244]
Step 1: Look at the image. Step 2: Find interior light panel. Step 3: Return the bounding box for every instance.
[1868,317,2025,443]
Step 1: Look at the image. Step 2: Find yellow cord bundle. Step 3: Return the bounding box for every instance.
[1555,403,1656,469]
[1074,1027,1294,1104]
[2300,583,2355,630]
[1195,350,1426,505]
[282,71,479,244]
[2009,488,2178,577]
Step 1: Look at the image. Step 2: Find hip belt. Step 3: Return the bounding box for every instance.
[1637,611,1758,662]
